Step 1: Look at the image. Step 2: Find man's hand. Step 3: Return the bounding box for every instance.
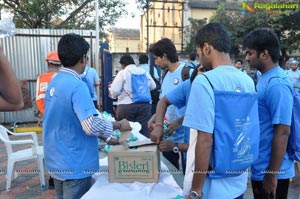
[150,125,163,144]
[118,119,132,131]
[158,140,174,152]
[107,137,119,145]
[147,114,156,132]
[164,117,183,135]
[263,173,277,198]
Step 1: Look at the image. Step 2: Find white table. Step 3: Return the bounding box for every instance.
[81,157,183,199]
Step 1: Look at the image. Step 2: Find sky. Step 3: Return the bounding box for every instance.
[114,0,141,29]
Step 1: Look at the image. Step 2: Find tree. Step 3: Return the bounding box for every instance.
[0,0,127,34]
[184,17,207,53]
[208,3,300,63]
[136,0,150,13]
[210,3,242,57]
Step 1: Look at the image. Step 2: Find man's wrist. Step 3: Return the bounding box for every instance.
[105,135,112,144]
[153,122,163,128]
[113,121,121,130]
[190,190,203,199]
[173,142,179,153]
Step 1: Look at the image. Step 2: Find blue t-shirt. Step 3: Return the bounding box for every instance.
[161,63,193,143]
[43,68,99,180]
[80,66,100,100]
[166,80,191,144]
[183,66,254,199]
[251,66,294,180]
[286,69,300,89]
[139,64,159,79]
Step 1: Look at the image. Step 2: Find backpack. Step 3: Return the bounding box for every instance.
[203,74,260,178]
[128,70,151,103]
[81,68,94,98]
[149,65,161,104]
[268,77,300,161]
[162,64,194,82]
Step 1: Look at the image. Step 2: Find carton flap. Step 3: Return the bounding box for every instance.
[127,140,156,148]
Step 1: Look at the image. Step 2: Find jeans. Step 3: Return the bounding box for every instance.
[53,176,92,199]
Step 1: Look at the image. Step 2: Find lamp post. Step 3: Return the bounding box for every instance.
[95,0,99,72]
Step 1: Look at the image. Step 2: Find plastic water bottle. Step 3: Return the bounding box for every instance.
[0,18,16,38]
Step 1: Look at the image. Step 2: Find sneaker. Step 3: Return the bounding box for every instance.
[48,177,54,190]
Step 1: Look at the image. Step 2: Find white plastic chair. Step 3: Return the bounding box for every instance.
[0,125,45,191]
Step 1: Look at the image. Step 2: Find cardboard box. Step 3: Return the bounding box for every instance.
[108,139,160,183]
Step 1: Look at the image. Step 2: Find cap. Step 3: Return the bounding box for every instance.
[291,60,299,65]
[46,51,61,65]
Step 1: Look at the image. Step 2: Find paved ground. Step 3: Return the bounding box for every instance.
[0,134,299,199]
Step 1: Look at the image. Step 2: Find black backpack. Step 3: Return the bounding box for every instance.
[161,64,194,82]
[149,65,161,104]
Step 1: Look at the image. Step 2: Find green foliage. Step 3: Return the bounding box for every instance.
[185,3,300,62]
[184,18,207,53]
[210,3,242,57]
[136,0,149,13]
[0,0,127,37]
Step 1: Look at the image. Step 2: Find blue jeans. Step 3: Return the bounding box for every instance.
[53,176,92,199]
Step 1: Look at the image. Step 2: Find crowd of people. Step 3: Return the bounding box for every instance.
[1,23,299,199]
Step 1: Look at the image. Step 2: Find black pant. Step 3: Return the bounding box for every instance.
[251,179,290,199]
[162,151,180,170]
[93,100,98,109]
[151,103,157,115]
[116,103,152,137]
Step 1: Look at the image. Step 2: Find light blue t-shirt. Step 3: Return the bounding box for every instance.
[251,66,294,181]
[161,63,193,143]
[43,68,99,180]
[166,80,191,144]
[183,60,198,68]
[286,69,300,89]
[80,66,100,100]
[139,64,159,79]
[183,66,254,199]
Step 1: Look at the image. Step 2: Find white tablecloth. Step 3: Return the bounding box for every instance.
[81,157,182,199]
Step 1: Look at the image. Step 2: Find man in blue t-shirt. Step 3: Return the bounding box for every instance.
[149,38,193,170]
[287,60,300,90]
[149,66,203,176]
[183,23,254,199]
[43,33,131,198]
[244,28,294,199]
[80,57,100,109]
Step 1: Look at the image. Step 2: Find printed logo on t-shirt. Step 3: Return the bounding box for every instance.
[50,87,55,96]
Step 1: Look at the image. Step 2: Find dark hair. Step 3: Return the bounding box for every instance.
[138,54,149,64]
[195,23,231,53]
[149,38,178,63]
[119,54,135,66]
[243,28,280,63]
[58,33,90,67]
[235,59,243,64]
[189,52,197,61]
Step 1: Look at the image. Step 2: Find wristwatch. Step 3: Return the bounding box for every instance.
[172,142,179,153]
[190,190,202,199]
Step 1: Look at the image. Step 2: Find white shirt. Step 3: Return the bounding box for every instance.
[110,64,156,105]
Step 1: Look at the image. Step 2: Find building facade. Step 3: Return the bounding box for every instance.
[107,28,141,53]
